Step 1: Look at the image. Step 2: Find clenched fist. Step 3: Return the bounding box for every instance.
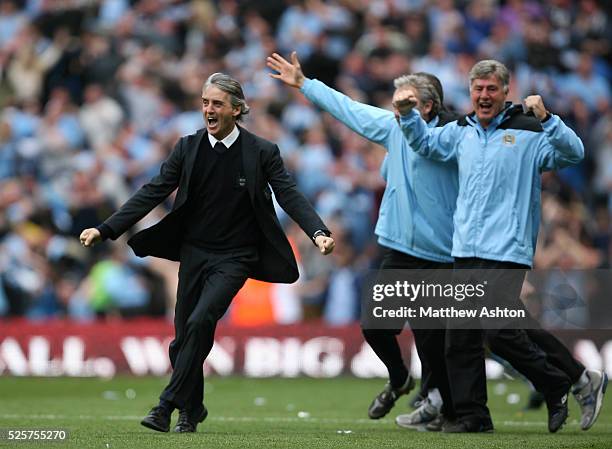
[392,92,418,117]
[523,95,548,121]
[79,228,101,247]
[315,235,335,255]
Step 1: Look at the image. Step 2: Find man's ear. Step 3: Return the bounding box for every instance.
[422,100,433,117]
[232,107,241,118]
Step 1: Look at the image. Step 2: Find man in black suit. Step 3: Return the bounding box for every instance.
[80,73,335,433]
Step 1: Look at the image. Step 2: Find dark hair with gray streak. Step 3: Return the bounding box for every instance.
[203,73,250,120]
[469,60,510,94]
[393,74,441,120]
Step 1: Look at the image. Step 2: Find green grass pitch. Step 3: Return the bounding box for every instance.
[0,376,611,449]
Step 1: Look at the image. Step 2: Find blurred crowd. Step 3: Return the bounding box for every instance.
[0,0,610,326]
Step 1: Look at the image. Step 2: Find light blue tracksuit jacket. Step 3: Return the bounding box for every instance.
[301,78,458,263]
[399,103,584,266]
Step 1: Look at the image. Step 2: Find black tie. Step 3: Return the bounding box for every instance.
[213,142,226,154]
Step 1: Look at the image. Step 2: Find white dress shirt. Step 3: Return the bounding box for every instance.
[208,125,240,149]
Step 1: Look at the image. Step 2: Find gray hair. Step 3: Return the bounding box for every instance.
[468,60,510,94]
[414,72,444,105]
[203,73,250,120]
[393,74,441,119]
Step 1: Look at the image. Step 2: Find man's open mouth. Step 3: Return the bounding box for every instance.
[207,117,218,126]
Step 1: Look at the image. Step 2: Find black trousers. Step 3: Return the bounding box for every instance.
[417,334,583,407]
[160,244,257,412]
[447,258,571,422]
[361,248,455,417]
[526,329,585,384]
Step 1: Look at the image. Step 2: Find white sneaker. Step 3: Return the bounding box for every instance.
[395,398,439,429]
[573,369,608,430]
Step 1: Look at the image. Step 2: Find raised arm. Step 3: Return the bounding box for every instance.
[267,52,394,146]
[525,95,584,171]
[396,103,458,162]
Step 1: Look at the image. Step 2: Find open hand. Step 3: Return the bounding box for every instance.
[267,52,306,89]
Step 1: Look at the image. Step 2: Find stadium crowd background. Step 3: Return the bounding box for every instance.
[0,0,609,327]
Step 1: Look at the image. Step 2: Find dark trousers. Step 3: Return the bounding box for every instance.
[361,248,455,417]
[526,329,585,384]
[160,244,257,412]
[447,258,571,422]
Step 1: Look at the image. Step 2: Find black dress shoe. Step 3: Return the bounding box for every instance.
[174,406,208,433]
[141,405,171,432]
[442,417,494,433]
[546,391,569,433]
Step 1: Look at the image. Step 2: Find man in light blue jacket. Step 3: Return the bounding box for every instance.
[395,59,606,433]
[267,52,458,422]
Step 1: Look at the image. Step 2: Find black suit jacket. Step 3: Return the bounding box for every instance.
[102,126,329,283]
